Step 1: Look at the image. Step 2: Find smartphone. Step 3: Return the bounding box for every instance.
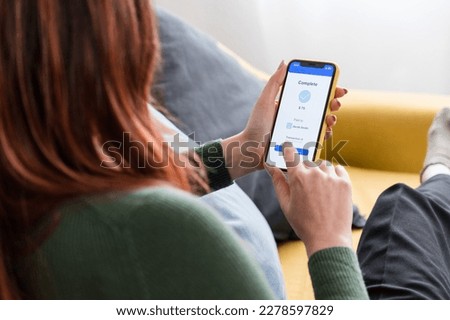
[265,59,340,170]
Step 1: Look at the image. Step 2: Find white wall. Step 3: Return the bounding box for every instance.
[154,0,450,95]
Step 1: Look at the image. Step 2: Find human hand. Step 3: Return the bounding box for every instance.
[266,144,353,257]
[222,61,347,180]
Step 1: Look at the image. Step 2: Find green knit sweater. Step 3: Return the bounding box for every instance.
[18,141,368,299]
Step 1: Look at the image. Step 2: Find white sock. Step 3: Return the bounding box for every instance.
[421,163,450,183]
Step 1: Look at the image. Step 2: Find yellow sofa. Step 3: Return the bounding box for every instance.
[278,89,450,299]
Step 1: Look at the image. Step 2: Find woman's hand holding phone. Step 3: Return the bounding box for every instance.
[266,145,353,257]
[221,60,353,257]
[221,61,347,180]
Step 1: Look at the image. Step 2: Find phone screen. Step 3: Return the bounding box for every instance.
[265,60,338,169]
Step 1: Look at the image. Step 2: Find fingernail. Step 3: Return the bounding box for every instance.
[281,142,293,155]
[337,100,341,107]
[332,114,337,122]
[343,88,348,94]
[277,60,285,70]
[282,141,293,149]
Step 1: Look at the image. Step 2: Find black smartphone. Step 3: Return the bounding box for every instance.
[265,59,340,170]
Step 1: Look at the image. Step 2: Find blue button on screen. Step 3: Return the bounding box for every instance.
[274,145,309,156]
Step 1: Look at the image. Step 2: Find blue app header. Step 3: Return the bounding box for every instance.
[288,61,334,77]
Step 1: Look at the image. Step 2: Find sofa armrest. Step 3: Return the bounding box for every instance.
[324,90,450,173]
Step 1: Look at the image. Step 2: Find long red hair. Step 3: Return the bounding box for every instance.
[0,0,195,298]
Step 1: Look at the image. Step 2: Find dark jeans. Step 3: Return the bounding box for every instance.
[357,174,450,299]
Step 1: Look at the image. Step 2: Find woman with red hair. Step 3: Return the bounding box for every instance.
[0,0,364,299]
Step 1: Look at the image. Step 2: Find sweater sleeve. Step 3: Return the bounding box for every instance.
[195,140,233,191]
[308,247,369,300]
